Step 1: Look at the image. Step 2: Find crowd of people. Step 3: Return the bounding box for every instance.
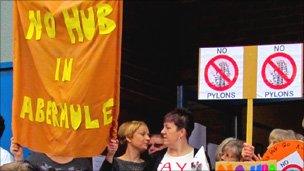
[0,109,303,171]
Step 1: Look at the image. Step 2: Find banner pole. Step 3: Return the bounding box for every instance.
[246,98,253,145]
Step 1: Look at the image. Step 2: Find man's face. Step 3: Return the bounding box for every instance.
[148,135,165,154]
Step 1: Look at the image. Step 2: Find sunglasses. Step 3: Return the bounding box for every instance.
[148,143,164,148]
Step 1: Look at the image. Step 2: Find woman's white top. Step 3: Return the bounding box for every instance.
[157,146,210,171]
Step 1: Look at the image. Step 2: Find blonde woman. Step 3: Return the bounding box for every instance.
[215,137,240,162]
[101,121,150,171]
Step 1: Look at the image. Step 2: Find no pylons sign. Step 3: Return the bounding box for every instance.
[198,47,244,100]
[256,43,303,98]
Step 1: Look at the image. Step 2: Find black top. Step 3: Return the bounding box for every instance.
[101,148,211,171]
[27,152,92,171]
[100,157,146,171]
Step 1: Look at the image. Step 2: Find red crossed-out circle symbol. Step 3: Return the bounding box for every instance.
[261,52,297,90]
[281,164,302,171]
[204,55,238,91]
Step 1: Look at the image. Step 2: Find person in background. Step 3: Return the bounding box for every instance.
[0,160,38,171]
[10,138,92,170]
[148,134,166,155]
[145,108,210,171]
[0,115,14,166]
[215,137,238,162]
[215,137,256,162]
[100,120,150,171]
[244,128,299,162]
[268,128,297,149]
[295,133,304,141]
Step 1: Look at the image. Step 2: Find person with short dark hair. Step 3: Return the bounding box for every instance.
[0,115,14,166]
[145,108,210,171]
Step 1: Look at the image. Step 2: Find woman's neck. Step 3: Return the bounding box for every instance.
[119,145,142,163]
[167,140,193,157]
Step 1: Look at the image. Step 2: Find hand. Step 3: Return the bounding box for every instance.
[252,153,262,161]
[241,143,255,161]
[10,137,24,161]
[105,139,119,163]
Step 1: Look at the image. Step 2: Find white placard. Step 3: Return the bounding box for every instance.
[277,151,303,170]
[199,47,244,100]
[256,43,303,98]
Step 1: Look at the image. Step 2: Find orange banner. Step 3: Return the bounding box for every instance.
[12,0,122,157]
[262,140,304,170]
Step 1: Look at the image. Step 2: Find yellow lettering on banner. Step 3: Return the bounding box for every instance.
[97,3,116,35]
[19,96,117,130]
[70,105,82,130]
[35,98,45,122]
[62,58,73,81]
[55,58,73,81]
[62,7,84,44]
[51,102,59,127]
[84,106,100,129]
[102,98,114,126]
[55,58,61,81]
[44,12,56,38]
[26,10,42,40]
[45,101,53,125]
[58,103,69,129]
[20,96,34,121]
[80,7,96,40]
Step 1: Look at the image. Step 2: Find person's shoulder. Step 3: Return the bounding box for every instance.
[143,149,168,171]
[113,157,120,163]
[69,157,92,170]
